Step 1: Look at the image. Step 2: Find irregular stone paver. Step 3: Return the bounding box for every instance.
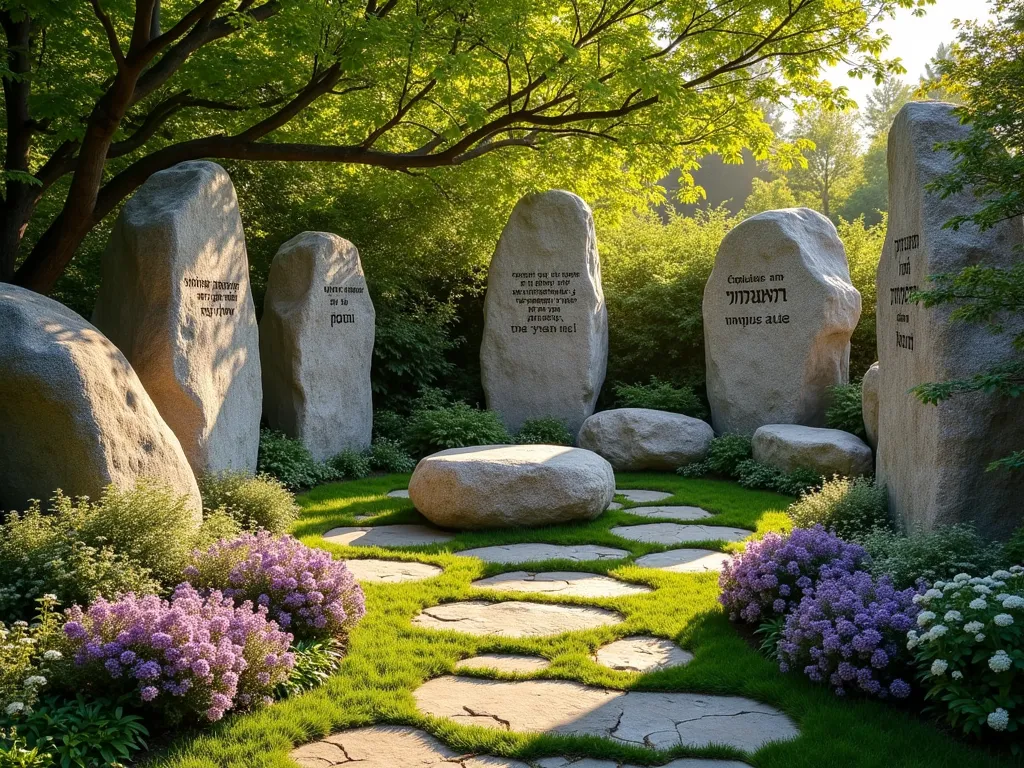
[615,489,672,503]
[611,524,750,545]
[412,601,622,637]
[459,544,628,564]
[456,654,551,674]
[634,549,732,573]
[289,725,531,767]
[625,506,713,521]
[414,677,798,753]
[344,558,442,583]
[537,758,750,768]
[472,571,650,598]
[387,489,410,498]
[607,502,623,510]
[324,524,454,548]
[593,636,693,673]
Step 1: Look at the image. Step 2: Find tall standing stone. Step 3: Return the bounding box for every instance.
[260,232,374,461]
[876,102,1024,539]
[93,161,261,476]
[703,208,861,435]
[0,285,202,520]
[480,190,607,436]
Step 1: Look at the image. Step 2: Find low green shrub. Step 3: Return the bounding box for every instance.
[275,639,344,698]
[863,525,1004,589]
[404,403,511,457]
[825,383,866,438]
[368,439,416,473]
[735,460,823,497]
[678,434,753,478]
[515,417,573,446]
[257,429,337,490]
[0,596,65,715]
[0,727,52,767]
[199,472,299,535]
[1005,524,1024,566]
[410,386,455,413]
[788,476,890,540]
[328,449,373,480]
[372,410,405,442]
[193,509,243,549]
[612,377,707,418]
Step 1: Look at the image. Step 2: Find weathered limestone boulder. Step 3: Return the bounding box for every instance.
[861,362,880,451]
[0,285,202,519]
[577,408,713,471]
[752,424,873,478]
[877,102,1024,539]
[480,190,607,436]
[93,161,261,476]
[260,232,374,461]
[408,444,614,529]
[703,208,861,435]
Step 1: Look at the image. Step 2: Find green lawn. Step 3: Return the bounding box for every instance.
[149,473,1020,768]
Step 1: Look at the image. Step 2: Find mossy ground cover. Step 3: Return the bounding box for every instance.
[149,473,1020,768]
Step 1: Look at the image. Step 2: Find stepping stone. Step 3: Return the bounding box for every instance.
[343,558,442,583]
[611,523,750,545]
[459,543,628,564]
[538,759,750,768]
[456,654,551,674]
[607,501,623,510]
[593,636,693,673]
[386,489,410,498]
[412,601,622,637]
[615,489,672,502]
[625,506,712,521]
[634,549,732,573]
[323,524,454,548]
[472,571,650,598]
[289,725,531,767]
[414,676,798,753]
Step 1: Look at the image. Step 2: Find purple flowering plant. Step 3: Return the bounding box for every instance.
[778,569,920,700]
[184,532,366,642]
[62,584,294,722]
[719,526,869,624]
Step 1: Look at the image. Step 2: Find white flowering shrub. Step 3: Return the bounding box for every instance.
[908,567,1024,740]
[0,595,65,716]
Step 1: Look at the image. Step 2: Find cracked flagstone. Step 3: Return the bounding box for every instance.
[593,636,693,673]
[610,523,750,545]
[607,502,623,510]
[456,654,552,674]
[344,558,442,583]
[414,677,798,753]
[323,524,454,548]
[633,549,732,573]
[615,489,672,503]
[471,571,650,598]
[412,601,622,637]
[458,543,629,564]
[625,506,713,522]
[387,489,410,498]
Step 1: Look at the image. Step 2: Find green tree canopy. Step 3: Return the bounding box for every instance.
[785,106,863,218]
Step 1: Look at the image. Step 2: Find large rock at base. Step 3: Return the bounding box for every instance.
[752,424,873,478]
[260,232,374,461]
[93,161,261,476]
[0,285,202,519]
[703,208,861,435]
[577,408,713,471]
[877,103,1024,539]
[480,190,607,436]
[408,444,614,530]
[861,362,880,451]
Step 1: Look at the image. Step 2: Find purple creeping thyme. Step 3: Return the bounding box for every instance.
[62,584,294,722]
[719,526,868,624]
[778,569,922,699]
[183,532,366,642]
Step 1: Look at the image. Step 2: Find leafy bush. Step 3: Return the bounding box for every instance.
[825,383,866,439]
[862,525,1003,589]
[1,597,65,715]
[368,439,416,474]
[328,449,373,481]
[62,585,294,723]
[257,429,337,491]
[404,403,511,458]
[275,639,344,698]
[612,377,707,418]
[908,567,1024,739]
[788,476,890,540]
[735,460,823,497]
[0,728,51,767]
[515,418,573,446]
[184,532,366,642]
[779,570,920,699]
[677,434,752,477]
[372,410,405,443]
[1005,525,1024,566]
[193,510,243,551]
[719,526,869,624]
[199,473,299,535]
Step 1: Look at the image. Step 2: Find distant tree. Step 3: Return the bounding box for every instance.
[786,108,863,219]
[919,42,958,102]
[864,75,914,139]
[740,177,797,217]
[837,137,887,225]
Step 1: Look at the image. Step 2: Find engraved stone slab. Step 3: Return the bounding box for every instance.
[593,636,693,672]
[480,190,607,435]
[625,506,713,521]
[324,524,454,548]
[260,232,374,461]
[703,208,861,435]
[459,544,629,564]
[611,524,750,545]
[471,571,650,598]
[633,549,731,573]
[455,654,551,674]
[343,558,442,583]
[93,161,261,475]
[412,601,622,637]
[615,489,672,503]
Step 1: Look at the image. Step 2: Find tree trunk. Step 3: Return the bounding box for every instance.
[1,15,33,283]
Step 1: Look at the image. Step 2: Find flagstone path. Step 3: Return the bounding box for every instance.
[343,558,443,583]
[458,543,629,564]
[471,571,651,598]
[412,600,622,637]
[455,654,552,674]
[633,549,732,573]
[610,523,751,545]
[624,506,713,521]
[593,636,693,672]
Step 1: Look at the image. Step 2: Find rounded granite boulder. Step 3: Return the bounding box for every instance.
[752,424,873,478]
[577,408,713,471]
[408,444,614,529]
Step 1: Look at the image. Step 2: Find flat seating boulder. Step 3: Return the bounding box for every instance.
[752,424,873,478]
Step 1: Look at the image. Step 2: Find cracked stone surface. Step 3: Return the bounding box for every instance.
[456,654,551,674]
[615,489,672,502]
[593,636,693,673]
[634,549,732,573]
[611,524,750,545]
[625,506,713,522]
[323,524,454,548]
[607,502,623,510]
[414,677,798,753]
[537,759,751,768]
[387,489,410,498]
[471,571,650,598]
[458,543,628,564]
[412,601,622,637]
[344,558,442,583]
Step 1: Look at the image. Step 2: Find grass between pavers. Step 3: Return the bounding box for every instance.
[147,473,1020,768]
